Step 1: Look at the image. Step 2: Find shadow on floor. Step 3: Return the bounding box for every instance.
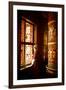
[18,65,57,80]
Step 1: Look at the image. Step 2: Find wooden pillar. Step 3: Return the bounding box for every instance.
[48,12,57,75]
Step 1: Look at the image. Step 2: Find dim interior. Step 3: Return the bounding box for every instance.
[17,10,58,80]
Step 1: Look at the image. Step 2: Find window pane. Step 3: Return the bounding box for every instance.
[34,26,37,44]
[25,45,33,65]
[20,45,25,66]
[25,22,33,43]
[21,20,25,42]
[30,24,33,43]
